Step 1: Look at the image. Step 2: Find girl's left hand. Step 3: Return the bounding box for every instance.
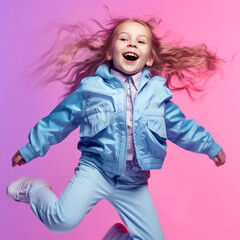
[212,149,226,167]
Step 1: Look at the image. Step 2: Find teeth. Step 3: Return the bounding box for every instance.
[124,53,138,58]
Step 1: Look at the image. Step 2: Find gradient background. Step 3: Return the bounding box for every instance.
[1,0,240,239]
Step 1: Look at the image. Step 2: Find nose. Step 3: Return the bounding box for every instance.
[127,41,137,48]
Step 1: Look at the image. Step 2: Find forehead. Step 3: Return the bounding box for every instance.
[115,21,151,38]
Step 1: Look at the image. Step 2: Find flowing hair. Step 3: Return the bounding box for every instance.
[35,17,221,98]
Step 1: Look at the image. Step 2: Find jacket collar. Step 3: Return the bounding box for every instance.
[95,64,172,102]
[95,64,114,81]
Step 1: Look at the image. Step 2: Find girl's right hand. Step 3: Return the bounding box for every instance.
[12,151,26,167]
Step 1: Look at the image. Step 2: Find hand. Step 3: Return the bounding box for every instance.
[12,151,26,167]
[212,149,226,167]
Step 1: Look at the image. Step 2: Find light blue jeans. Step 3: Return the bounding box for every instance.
[27,159,165,240]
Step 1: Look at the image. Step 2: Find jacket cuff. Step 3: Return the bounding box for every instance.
[206,142,222,159]
[19,143,38,163]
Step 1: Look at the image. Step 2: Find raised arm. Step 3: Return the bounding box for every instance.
[165,100,225,166]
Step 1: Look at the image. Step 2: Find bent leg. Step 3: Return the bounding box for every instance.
[28,163,112,233]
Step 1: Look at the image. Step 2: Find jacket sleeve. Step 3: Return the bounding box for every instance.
[165,100,221,158]
[19,85,84,162]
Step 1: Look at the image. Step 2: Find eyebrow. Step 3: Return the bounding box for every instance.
[118,32,149,40]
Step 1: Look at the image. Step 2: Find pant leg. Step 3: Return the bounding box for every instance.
[105,160,164,240]
[109,183,165,240]
[27,163,112,233]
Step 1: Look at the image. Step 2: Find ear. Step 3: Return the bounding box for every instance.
[146,55,154,67]
[106,51,112,61]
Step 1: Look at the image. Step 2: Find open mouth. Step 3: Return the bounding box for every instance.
[123,52,139,61]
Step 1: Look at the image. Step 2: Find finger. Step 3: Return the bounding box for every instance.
[19,160,26,166]
[212,157,218,164]
[12,151,19,159]
[12,151,20,164]
[220,151,226,164]
[218,151,226,165]
[212,157,221,167]
[219,157,225,165]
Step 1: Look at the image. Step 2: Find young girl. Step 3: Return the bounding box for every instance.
[7,18,226,240]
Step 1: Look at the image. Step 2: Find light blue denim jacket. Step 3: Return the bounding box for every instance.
[19,64,221,175]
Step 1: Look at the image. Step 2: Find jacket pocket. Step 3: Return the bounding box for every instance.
[147,113,167,140]
[139,113,167,157]
[79,110,112,138]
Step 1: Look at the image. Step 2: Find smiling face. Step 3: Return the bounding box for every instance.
[106,21,154,75]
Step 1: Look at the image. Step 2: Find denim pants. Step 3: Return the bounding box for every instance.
[27,159,165,240]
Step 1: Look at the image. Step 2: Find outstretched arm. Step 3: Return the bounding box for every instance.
[17,83,85,163]
[165,100,226,167]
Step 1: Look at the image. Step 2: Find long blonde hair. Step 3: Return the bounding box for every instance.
[36,17,221,98]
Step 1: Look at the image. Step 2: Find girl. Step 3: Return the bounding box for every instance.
[7,18,226,240]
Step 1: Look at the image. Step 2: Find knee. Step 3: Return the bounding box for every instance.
[45,215,81,233]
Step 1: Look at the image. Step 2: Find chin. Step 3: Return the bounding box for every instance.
[113,63,140,75]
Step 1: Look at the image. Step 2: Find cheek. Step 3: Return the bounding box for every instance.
[142,50,151,62]
[113,49,123,63]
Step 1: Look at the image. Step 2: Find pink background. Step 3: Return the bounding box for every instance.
[1,0,240,239]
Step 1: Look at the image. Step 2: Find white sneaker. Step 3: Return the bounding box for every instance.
[102,223,129,240]
[6,177,51,203]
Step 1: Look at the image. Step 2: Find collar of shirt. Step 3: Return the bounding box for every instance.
[110,69,142,90]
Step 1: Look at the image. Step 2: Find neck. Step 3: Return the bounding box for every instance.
[112,66,142,77]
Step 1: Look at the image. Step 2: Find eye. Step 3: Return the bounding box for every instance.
[138,40,145,44]
[120,38,128,41]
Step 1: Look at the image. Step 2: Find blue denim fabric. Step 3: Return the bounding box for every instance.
[27,162,165,239]
[79,157,150,187]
